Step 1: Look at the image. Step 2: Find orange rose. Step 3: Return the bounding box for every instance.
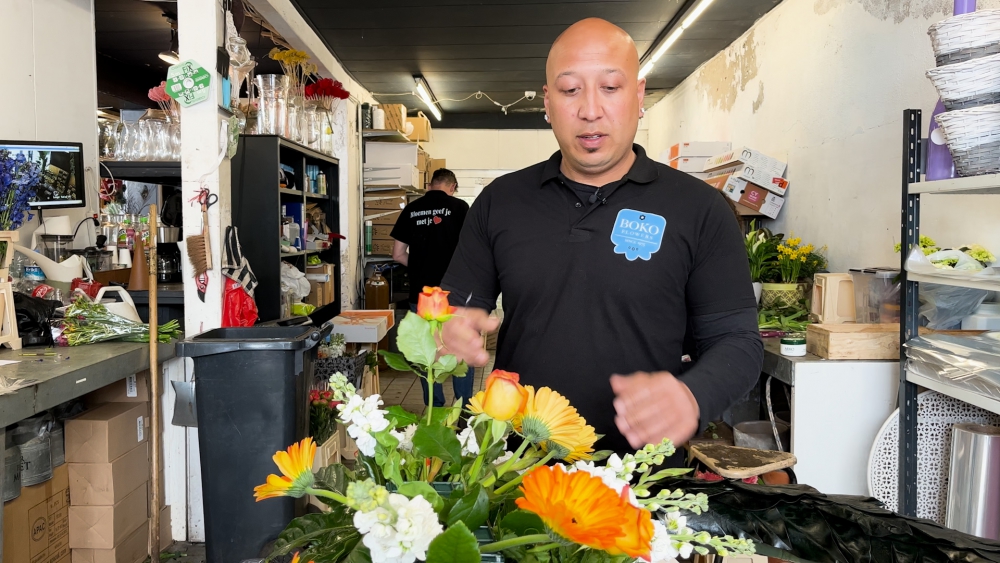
[416,286,456,322]
[481,370,528,421]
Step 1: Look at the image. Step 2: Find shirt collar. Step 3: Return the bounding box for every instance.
[540,144,659,188]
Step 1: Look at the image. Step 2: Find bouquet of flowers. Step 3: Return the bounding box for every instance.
[54,296,182,346]
[269,48,317,88]
[306,78,351,112]
[775,237,815,284]
[895,236,995,270]
[744,221,777,283]
[309,389,341,446]
[0,149,40,231]
[254,287,755,563]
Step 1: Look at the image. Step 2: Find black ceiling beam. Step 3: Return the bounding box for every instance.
[95,53,162,109]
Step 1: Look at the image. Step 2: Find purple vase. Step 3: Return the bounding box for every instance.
[926,0,976,181]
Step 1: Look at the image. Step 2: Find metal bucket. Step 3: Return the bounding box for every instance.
[734,420,791,452]
[18,437,52,487]
[3,429,21,502]
[946,423,1000,539]
[50,423,64,467]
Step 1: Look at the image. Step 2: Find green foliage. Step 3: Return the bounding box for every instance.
[413,424,463,463]
[426,522,481,563]
[497,510,545,536]
[396,313,438,368]
[396,482,446,514]
[379,350,414,372]
[385,406,419,428]
[269,507,359,562]
[447,484,490,530]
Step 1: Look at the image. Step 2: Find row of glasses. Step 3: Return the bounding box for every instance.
[99,110,181,161]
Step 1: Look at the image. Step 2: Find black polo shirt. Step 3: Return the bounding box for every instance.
[391,190,469,303]
[442,145,762,454]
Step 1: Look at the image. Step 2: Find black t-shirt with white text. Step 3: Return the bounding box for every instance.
[391,190,470,303]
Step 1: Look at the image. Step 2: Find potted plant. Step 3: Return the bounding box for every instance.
[745,221,777,304]
[761,237,815,308]
[254,287,757,563]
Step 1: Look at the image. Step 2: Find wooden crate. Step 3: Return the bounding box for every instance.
[806,324,986,360]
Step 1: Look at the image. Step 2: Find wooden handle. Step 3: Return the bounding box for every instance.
[148,205,162,557]
[202,209,212,270]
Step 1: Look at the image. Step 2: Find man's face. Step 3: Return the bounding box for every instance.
[544,25,645,178]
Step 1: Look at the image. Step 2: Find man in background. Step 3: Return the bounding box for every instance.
[391,169,474,407]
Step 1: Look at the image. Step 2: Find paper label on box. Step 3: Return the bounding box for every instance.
[126,375,137,398]
[610,209,666,261]
[136,416,144,442]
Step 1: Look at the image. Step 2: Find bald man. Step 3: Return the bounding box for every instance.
[441,18,762,457]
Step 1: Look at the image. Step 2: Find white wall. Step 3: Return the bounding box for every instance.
[644,0,1000,272]
[0,0,100,247]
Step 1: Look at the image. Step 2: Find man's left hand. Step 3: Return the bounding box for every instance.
[610,371,700,449]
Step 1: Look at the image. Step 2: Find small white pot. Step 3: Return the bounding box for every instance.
[753,282,763,305]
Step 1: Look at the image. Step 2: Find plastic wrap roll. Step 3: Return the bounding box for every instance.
[946,423,1000,539]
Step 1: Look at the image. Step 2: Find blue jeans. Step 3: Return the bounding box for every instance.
[409,304,476,407]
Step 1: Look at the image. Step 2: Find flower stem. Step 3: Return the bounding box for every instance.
[425,370,435,426]
[526,543,561,554]
[481,439,530,488]
[304,488,351,506]
[479,534,551,554]
[493,451,555,495]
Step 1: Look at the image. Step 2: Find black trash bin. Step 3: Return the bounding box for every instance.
[176,323,330,563]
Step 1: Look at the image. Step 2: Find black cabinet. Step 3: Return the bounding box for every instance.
[231,135,341,321]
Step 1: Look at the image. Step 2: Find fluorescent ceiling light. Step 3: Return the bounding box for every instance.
[414,76,442,121]
[641,0,714,78]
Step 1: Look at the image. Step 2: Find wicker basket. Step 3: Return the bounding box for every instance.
[935,104,1000,176]
[926,54,1000,110]
[929,10,1000,66]
[314,351,368,390]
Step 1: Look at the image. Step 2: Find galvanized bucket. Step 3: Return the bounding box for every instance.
[50,422,65,467]
[3,428,21,502]
[19,437,52,487]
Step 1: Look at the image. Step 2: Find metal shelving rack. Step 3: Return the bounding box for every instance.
[898,109,1000,517]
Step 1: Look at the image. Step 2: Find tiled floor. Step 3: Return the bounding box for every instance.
[378,352,494,409]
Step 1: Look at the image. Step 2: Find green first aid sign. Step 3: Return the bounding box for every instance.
[166,60,212,107]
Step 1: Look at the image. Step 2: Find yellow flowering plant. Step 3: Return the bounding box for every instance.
[254,288,754,563]
[269,47,317,88]
[776,237,815,283]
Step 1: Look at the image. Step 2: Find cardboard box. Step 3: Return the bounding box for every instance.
[685,171,711,180]
[364,165,421,190]
[364,142,418,166]
[70,520,148,563]
[735,184,784,219]
[668,156,709,173]
[306,280,327,307]
[66,403,148,464]
[371,224,395,239]
[704,145,787,173]
[407,115,432,143]
[69,482,148,549]
[158,506,171,551]
[332,310,394,343]
[3,464,70,563]
[68,442,148,506]
[428,158,447,177]
[364,210,402,226]
[364,196,408,211]
[378,104,406,133]
[667,141,732,160]
[84,373,148,405]
[707,163,789,196]
[369,238,395,256]
[416,148,430,172]
[364,187,408,198]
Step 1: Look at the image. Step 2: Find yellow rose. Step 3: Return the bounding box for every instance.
[480,370,528,421]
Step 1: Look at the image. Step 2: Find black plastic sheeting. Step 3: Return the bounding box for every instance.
[657,478,1000,563]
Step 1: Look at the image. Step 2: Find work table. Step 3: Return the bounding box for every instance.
[0,341,176,427]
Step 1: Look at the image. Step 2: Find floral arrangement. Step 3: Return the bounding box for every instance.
[55,296,182,346]
[306,78,351,111]
[894,235,939,256]
[309,389,341,446]
[775,237,815,284]
[894,236,995,270]
[269,48,317,88]
[148,81,178,118]
[0,149,40,231]
[254,287,755,563]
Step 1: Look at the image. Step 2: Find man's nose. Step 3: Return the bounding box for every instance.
[578,87,603,121]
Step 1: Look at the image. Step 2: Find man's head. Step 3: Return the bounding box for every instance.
[429,168,458,195]
[544,18,645,182]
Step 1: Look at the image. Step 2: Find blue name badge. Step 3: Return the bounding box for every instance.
[610,209,667,261]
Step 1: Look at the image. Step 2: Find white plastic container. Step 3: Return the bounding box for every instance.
[962,303,1000,330]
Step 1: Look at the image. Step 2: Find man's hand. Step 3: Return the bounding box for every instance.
[439,306,500,367]
[610,371,700,449]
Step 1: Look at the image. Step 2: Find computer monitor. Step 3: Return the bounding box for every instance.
[0,141,86,209]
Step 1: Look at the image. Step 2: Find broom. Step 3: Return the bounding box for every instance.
[186,199,212,302]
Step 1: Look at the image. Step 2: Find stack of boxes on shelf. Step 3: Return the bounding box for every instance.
[703,146,789,219]
[63,373,169,563]
[662,142,732,180]
[3,432,71,563]
[305,262,337,307]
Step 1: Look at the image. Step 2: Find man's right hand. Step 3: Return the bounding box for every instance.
[440,307,500,367]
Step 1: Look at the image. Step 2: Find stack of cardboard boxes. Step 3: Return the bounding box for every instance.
[305,263,337,307]
[662,142,732,180]
[2,458,71,563]
[703,146,789,219]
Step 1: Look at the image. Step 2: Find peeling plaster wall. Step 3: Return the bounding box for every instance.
[645,0,1000,272]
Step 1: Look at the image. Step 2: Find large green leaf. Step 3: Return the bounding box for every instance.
[396,481,445,514]
[447,483,490,530]
[269,508,356,559]
[379,350,414,372]
[413,424,462,463]
[426,522,481,563]
[386,406,420,428]
[314,464,351,497]
[342,543,372,563]
[498,510,545,536]
[396,313,438,367]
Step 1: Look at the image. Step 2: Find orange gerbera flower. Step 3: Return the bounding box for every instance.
[608,487,654,559]
[516,465,639,552]
[253,437,317,501]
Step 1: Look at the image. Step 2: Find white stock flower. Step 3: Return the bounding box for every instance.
[329,372,356,401]
[569,460,639,506]
[390,424,417,453]
[607,453,637,480]
[644,521,680,563]
[493,450,514,466]
[353,493,443,563]
[339,395,390,456]
[457,426,479,456]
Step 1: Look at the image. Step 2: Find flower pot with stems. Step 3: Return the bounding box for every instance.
[760,282,803,309]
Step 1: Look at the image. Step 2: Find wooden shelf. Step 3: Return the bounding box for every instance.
[305,192,330,200]
[906,370,1000,416]
[908,272,1000,292]
[363,129,412,143]
[279,188,303,197]
[909,173,1000,195]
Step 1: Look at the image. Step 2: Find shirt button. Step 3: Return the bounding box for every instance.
[574,202,582,208]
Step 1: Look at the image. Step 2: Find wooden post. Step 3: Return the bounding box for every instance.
[148,205,162,555]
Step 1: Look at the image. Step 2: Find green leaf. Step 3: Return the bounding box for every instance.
[431,354,458,373]
[447,483,490,530]
[428,406,462,427]
[342,543,372,563]
[396,481,446,514]
[448,361,471,377]
[647,467,694,481]
[413,424,463,463]
[498,510,546,536]
[396,313,438,368]
[386,405,420,428]
[426,521,481,563]
[379,350,414,372]
[374,429,400,450]
[269,508,357,559]
[314,464,351,497]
